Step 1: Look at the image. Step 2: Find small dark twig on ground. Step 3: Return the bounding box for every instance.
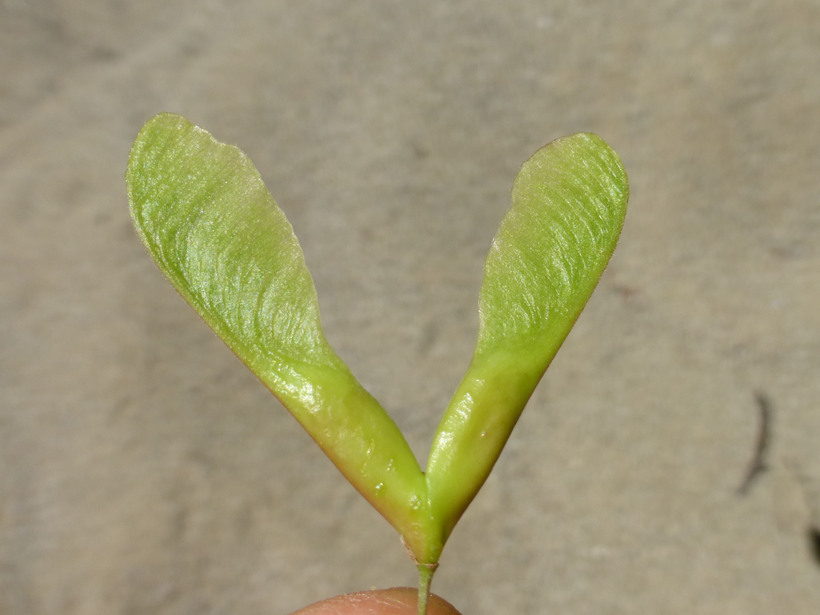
[737,391,772,496]
[808,528,820,568]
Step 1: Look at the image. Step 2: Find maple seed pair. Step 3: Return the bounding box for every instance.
[126,113,629,615]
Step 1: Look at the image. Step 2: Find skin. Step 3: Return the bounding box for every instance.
[291,588,462,615]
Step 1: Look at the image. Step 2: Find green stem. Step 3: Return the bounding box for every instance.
[416,562,437,615]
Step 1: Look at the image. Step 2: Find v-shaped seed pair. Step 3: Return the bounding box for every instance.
[126,113,628,613]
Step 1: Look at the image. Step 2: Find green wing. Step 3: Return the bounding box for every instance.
[127,113,429,554]
[426,133,629,547]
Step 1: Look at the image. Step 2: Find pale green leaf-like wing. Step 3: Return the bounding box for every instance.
[127,113,428,552]
[426,133,628,546]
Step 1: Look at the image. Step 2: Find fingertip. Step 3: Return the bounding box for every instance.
[291,587,461,615]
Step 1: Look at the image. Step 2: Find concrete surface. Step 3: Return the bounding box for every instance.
[2,1,819,614]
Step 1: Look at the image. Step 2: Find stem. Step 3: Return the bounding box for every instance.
[416,562,437,615]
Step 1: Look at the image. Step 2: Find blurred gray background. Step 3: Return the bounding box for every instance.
[2,1,819,613]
